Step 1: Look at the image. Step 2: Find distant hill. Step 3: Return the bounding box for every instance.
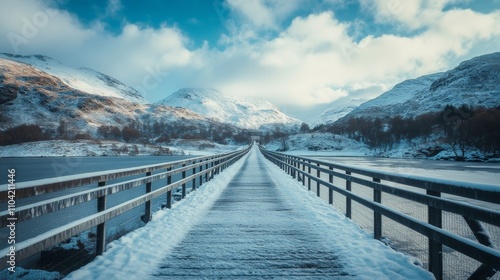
[0,53,147,104]
[0,56,230,141]
[338,52,500,121]
[157,88,301,130]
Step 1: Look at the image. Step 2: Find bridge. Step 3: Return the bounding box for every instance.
[1,144,499,279]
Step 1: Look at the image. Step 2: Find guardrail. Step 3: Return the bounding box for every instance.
[260,146,500,280]
[0,145,250,272]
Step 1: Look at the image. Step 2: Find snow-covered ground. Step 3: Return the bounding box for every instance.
[265,132,500,162]
[64,145,433,280]
[0,267,62,280]
[0,139,242,157]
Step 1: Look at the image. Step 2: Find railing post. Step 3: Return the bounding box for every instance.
[308,161,311,191]
[316,163,321,197]
[297,159,300,182]
[182,164,186,198]
[96,181,106,255]
[373,177,382,240]
[199,161,203,186]
[302,160,306,186]
[328,167,333,205]
[210,159,214,179]
[346,171,351,219]
[205,160,209,181]
[428,190,443,280]
[144,171,152,223]
[192,161,197,191]
[166,167,172,209]
[292,159,296,179]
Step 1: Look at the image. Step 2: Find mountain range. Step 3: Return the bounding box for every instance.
[338,52,500,121]
[1,52,499,143]
[0,54,300,137]
[0,56,214,138]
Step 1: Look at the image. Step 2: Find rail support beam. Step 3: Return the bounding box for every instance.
[373,178,382,240]
[428,190,443,280]
[96,181,107,256]
[192,163,197,191]
[346,171,352,219]
[182,164,187,198]
[328,167,333,205]
[316,163,321,197]
[144,171,152,223]
[166,168,172,209]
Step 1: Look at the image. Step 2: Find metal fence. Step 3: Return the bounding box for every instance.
[0,146,250,273]
[260,146,500,280]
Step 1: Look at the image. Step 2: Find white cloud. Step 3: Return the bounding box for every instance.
[360,0,470,30]
[105,0,123,17]
[226,0,305,30]
[227,0,276,29]
[0,0,499,110]
[0,0,195,100]
[200,6,500,106]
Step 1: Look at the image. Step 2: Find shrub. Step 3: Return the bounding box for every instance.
[0,124,46,145]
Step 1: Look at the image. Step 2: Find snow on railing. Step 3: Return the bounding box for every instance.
[0,146,250,273]
[260,146,500,280]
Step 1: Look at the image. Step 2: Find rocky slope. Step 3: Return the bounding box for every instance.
[338,52,500,121]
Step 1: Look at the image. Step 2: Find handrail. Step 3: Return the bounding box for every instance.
[263,150,500,203]
[260,146,500,280]
[0,145,250,270]
[0,151,241,202]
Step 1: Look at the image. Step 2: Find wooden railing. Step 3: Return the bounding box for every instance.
[0,146,250,270]
[260,146,500,280]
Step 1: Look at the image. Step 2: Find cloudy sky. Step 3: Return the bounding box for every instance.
[1,0,499,119]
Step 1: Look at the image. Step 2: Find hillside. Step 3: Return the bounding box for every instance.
[0,53,147,104]
[318,97,368,124]
[0,57,243,147]
[157,88,301,130]
[339,53,500,121]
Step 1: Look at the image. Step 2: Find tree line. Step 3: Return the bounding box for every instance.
[0,119,257,146]
[324,105,500,159]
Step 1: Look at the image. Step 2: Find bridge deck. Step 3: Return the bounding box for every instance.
[66,146,432,279]
[153,147,347,278]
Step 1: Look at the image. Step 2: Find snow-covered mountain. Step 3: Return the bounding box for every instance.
[318,97,367,124]
[0,53,147,104]
[339,52,500,121]
[157,88,301,130]
[1,54,302,131]
[0,57,219,138]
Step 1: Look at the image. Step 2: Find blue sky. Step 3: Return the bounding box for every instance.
[1,0,499,119]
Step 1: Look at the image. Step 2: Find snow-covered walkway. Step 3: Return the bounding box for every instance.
[66,145,433,279]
